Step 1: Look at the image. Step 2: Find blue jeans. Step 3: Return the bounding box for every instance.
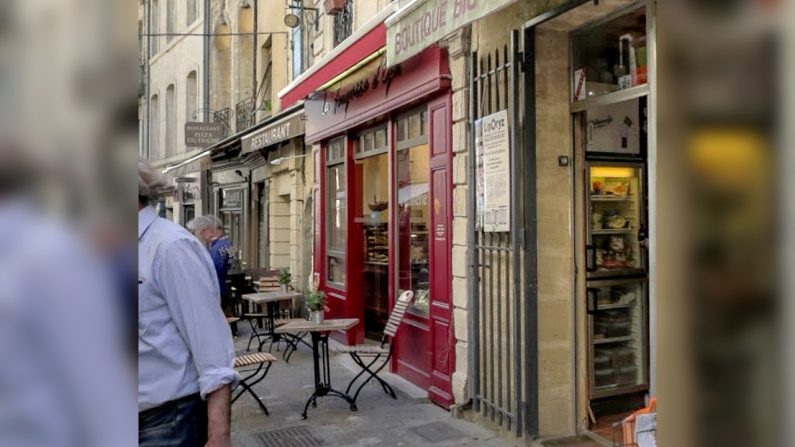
[139,394,207,447]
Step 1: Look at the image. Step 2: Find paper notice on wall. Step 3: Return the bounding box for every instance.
[480,110,511,232]
[474,118,485,229]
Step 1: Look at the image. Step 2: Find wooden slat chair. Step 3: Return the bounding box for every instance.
[243,275,280,351]
[232,352,278,415]
[336,290,414,404]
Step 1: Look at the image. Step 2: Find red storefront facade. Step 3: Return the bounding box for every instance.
[280,25,455,407]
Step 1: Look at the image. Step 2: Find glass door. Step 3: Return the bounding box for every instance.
[588,278,648,399]
[395,113,430,317]
[586,161,645,278]
[354,126,389,340]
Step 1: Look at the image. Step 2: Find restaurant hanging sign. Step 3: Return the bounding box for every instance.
[184,122,226,147]
[386,0,514,66]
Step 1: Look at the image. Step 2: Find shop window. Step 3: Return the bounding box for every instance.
[327,137,346,163]
[570,6,647,101]
[354,125,387,158]
[326,138,346,286]
[396,108,428,147]
[395,110,430,316]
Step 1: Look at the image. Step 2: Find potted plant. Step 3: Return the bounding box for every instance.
[278,268,292,292]
[306,289,327,324]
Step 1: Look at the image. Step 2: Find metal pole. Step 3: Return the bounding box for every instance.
[468,49,480,413]
[509,28,522,437]
[145,0,152,158]
[252,0,258,110]
[521,26,539,439]
[203,0,210,122]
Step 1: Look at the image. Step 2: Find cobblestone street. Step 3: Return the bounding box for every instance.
[229,325,513,447]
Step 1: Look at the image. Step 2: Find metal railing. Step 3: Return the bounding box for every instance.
[333,0,353,47]
[235,97,256,132]
[468,27,538,438]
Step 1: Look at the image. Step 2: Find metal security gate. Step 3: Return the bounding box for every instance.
[467,27,538,438]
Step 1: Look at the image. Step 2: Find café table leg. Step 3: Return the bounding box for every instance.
[300,331,357,420]
[257,301,282,352]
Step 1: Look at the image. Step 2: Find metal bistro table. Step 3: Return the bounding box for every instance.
[276,318,360,419]
[242,291,302,350]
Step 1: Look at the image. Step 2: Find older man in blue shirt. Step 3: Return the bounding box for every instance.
[187,215,234,296]
[138,160,239,447]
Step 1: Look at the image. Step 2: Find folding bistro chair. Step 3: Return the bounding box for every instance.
[275,317,312,362]
[232,352,278,415]
[336,290,414,404]
[243,274,279,351]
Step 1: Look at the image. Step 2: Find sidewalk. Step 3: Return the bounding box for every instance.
[229,325,513,447]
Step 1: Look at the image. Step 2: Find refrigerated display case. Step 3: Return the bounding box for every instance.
[588,278,648,399]
[585,161,646,279]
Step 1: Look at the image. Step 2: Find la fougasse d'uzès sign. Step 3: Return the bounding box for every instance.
[386,0,514,66]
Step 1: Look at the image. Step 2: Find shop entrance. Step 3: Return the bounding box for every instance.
[353,126,390,340]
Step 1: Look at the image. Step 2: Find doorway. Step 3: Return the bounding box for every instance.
[353,126,390,340]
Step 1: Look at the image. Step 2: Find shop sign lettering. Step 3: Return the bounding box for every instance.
[386,0,516,66]
[241,112,305,153]
[185,122,226,147]
[322,59,403,116]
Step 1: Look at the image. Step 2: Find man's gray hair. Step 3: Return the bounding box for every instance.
[209,215,223,230]
[186,215,214,232]
[138,158,166,206]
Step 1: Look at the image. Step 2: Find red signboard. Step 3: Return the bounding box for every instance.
[304,46,450,143]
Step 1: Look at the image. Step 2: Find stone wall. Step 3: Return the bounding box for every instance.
[534,27,575,438]
[440,25,471,406]
[147,1,204,166]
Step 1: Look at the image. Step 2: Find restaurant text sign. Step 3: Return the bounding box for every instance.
[241,112,305,153]
[386,0,514,66]
[184,122,226,147]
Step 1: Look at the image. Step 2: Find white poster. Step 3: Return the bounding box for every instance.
[474,118,485,229]
[480,110,510,232]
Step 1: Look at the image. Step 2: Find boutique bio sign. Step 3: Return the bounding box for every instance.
[386,0,514,65]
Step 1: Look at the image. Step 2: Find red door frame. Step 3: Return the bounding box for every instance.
[426,94,454,406]
[316,136,365,345]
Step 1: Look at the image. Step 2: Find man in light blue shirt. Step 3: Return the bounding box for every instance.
[138,160,239,447]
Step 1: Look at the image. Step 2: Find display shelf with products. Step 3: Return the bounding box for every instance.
[587,163,645,277]
[365,223,389,265]
[588,279,647,399]
[571,5,647,103]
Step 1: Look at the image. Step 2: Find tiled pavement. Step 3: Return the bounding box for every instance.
[229,325,514,447]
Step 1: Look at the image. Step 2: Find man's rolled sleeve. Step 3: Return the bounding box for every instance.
[197,366,239,399]
[155,239,240,397]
